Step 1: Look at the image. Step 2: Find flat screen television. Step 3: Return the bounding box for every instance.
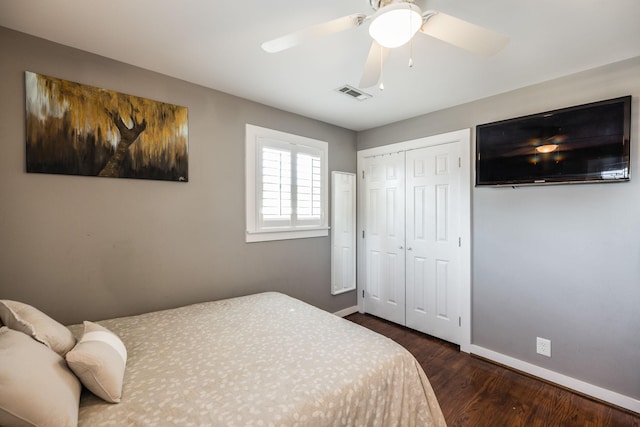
[476,96,631,186]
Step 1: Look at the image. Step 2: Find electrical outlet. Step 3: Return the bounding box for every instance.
[536,337,551,357]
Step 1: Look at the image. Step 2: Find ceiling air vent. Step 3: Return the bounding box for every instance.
[336,85,372,101]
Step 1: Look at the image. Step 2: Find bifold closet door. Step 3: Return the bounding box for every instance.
[362,153,406,325]
[405,143,462,344]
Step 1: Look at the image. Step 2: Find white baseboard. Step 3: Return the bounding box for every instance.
[469,345,640,415]
[333,305,358,318]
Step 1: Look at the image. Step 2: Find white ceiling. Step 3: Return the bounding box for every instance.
[1,0,639,131]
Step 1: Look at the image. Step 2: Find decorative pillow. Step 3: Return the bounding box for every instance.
[0,300,76,356]
[0,326,81,427]
[65,321,127,403]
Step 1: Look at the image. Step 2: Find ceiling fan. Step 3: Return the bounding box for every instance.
[261,0,509,88]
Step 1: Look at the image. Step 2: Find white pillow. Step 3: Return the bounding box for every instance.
[0,326,81,427]
[0,299,76,356]
[65,321,127,403]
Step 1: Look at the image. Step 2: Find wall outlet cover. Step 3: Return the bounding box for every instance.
[537,337,551,357]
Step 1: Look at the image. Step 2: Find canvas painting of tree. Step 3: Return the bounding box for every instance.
[25,71,188,182]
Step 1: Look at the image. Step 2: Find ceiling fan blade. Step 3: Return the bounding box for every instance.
[262,14,366,53]
[420,11,509,56]
[359,41,390,88]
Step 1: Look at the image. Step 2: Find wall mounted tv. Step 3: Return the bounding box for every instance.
[476,96,631,186]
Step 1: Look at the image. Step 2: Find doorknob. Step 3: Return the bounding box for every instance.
[399,246,404,249]
[407,247,413,251]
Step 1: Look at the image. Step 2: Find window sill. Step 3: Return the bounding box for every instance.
[246,227,329,243]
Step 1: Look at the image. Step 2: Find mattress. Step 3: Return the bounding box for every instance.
[71,292,446,426]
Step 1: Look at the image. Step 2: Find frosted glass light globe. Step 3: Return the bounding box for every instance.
[369,3,423,48]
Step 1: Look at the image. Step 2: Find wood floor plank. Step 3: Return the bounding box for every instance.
[346,313,640,427]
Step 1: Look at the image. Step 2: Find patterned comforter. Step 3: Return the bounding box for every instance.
[71,292,446,426]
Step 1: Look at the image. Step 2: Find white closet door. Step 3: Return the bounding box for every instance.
[363,153,406,325]
[405,142,462,344]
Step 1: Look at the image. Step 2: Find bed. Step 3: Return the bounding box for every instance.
[1,292,446,426]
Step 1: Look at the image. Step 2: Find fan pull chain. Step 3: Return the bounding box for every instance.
[379,47,385,91]
[409,38,414,68]
[409,13,414,68]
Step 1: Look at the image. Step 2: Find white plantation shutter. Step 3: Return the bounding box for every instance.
[261,146,292,224]
[295,149,323,223]
[246,125,328,242]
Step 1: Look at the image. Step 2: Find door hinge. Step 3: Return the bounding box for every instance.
[362,289,365,298]
[362,170,365,179]
[362,230,365,239]
[459,317,461,327]
[458,237,461,247]
[458,157,461,168]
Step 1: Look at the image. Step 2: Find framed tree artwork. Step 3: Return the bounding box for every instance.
[25,71,188,182]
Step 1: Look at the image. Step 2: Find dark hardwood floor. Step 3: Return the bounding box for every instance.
[345,312,640,427]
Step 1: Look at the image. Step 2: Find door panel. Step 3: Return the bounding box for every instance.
[405,143,462,344]
[363,153,405,325]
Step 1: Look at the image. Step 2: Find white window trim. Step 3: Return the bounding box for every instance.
[245,124,329,243]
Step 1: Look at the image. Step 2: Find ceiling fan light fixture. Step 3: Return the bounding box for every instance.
[369,3,423,48]
[536,144,559,154]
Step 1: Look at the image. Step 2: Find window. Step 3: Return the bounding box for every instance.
[246,124,328,242]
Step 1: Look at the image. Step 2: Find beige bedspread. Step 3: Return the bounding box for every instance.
[72,292,446,426]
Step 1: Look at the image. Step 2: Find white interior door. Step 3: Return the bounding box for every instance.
[405,143,462,344]
[358,129,471,349]
[362,153,405,325]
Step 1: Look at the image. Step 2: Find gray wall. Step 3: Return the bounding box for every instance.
[0,27,357,325]
[358,57,640,400]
